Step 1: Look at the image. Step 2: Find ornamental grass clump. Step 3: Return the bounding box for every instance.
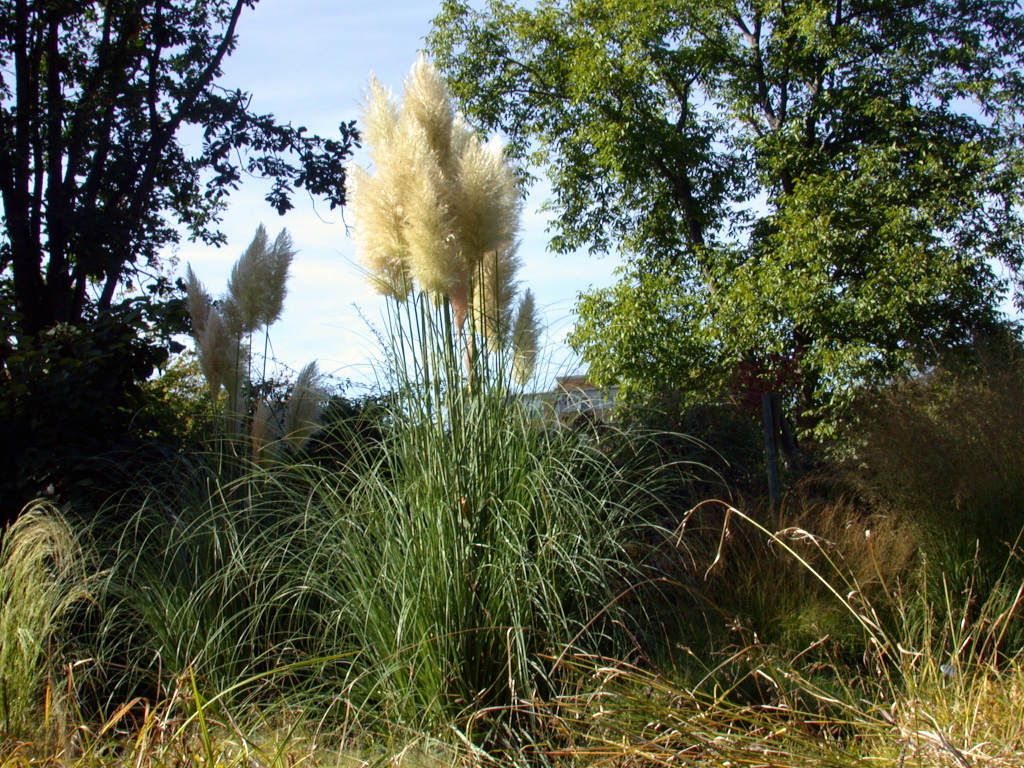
[542,502,1024,768]
[323,56,645,740]
[0,504,95,746]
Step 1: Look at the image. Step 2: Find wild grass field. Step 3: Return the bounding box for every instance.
[2,314,1023,768]
[3,57,1023,768]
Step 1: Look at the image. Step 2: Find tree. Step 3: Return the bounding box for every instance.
[0,0,357,519]
[428,0,1024,438]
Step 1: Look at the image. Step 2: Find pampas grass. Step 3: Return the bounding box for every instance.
[348,164,413,300]
[281,361,330,451]
[472,243,521,351]
[192,303,235,402]
[350,56,527,344]
[0,504,94,743]
[185,226,326,449]
[185,265,213,338]
[511,289,538,386]
[224,225,295,336]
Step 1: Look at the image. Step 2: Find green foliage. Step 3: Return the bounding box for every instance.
[101,464,314,702]
[0,285,189,521]
[139,351,220,446]
[5,331,1024,762]
[429,0,1024,438]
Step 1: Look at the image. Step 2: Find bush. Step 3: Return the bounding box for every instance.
[851,357,1024,572]
[0,291,187,526]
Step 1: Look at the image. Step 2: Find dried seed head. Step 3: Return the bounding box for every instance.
[224,225,294,335]
[195,305,234,401]
[401,54,457,170]
[472,242,521,350]
[350,56,533,344]
[264,228,295,327]
[282,361,330,450]
[456,135,521,266]
[362,75,401,155]
[403,155,461,298]
[511,290,539,386]
[226,225,270,335]
[349,164,414,299]
[185,265,213,339]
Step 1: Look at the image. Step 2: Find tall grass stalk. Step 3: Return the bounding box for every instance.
[100,460,325,702]
[0,504,94,747]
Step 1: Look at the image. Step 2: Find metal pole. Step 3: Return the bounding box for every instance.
[762,392,782,529]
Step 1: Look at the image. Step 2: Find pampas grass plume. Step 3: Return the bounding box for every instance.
[185,265,213,338]
[225,224,295,335]
[349,164,413,300]
[402,54,457,168]
[282,362,329,450]
[456,134,520,262]
[473,242,521,350]
[363,75,401,155]
[351,56,536,343]
[403,158,462,299]
[266,228,295,326]
[511,289,539,386]
[225,225,269,335]
[195,305,234,401]
[250,399,280,462]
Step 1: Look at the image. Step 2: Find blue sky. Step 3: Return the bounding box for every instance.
[176,0,620,393]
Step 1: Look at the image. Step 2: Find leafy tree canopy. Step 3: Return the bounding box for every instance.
[429,0,1024,437]
[0,0,356,336]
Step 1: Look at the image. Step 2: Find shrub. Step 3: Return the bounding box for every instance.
[851,358,1024,573]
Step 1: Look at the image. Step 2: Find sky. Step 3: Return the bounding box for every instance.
[175,0,621,394]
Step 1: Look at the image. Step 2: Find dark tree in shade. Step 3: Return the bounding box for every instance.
[0,0,358,520]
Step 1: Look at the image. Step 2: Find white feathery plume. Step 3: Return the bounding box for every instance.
[185,265,213,338]
[195,305,234,401]
[250,399,281,462]
[264,228,295,327]
[401,54,457,170]
[349,163,413,299]
[472,242,521,350]
[399,77,473,323]
[219,294,242,338]
[362,75,401,155]
[349,56,534,343]
[455,134,521,264]
[225,224,270,335]
[220,224,294,340]
[281,361,330,451]
[511,290,539,386]
[403,154,461,298]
